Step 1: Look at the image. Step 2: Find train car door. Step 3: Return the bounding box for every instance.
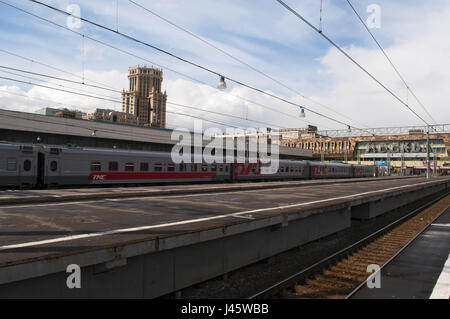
[37,151,45,186]
[45,147,61,185]
[18,146,36,187]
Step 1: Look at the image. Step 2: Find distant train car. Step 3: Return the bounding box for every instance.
[310,162,352,179]
[232,160,310,181]
[352,164,376,178]
[0,143,38,188]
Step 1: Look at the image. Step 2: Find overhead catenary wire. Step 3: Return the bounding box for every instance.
[0,1,331,130]
[344,0,438,125]
[0,74,295,129]
[0,49,122,91]
[27,0,361,130]
[0,69,122,101]
[0,88,87,110]
[127,0,368,128]
[0,65,313,128]
[275,0,431,127]
[0,65,123,94]
[0,82,243,130]
[0,75,122,103]
[0,110,246,140]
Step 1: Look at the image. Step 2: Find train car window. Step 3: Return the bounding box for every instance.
[50,160,58,172]
[179,163,186,172]
[154,163,163,172]
[109,161,118,171]
[23,160,31,171]
[225,165,229,173]
[21,146,33,154]
[50,148,60,155]
[191,164,198,172]
[6,158,17,171]
[218,165,223,172]
[90,161,101,171]
[211,165,217,172]
[125,163,135,172]
[167,164,175,172]
[140,162,149,171]
[201,164,208,172]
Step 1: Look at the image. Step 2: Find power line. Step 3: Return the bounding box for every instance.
[0,66,294,128]
[0,82,242,130]
[0,110,243,140]
[0,65,121,94]
[0,88,91,110]
[344,0,437,125]
[0,74,290,129]
[0,75,122,103]
[0,1,323,129]
[27,0,360,130]
[127,0,368,128]
[0,48,122,91]
[167,101,284,128]
[0,69,122,101]
[275,0,431,127]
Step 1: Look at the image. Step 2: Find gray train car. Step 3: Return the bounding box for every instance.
[232,160,310,181]
[352,164,376,178]
[0,142,378,188]
[0,143,38,187]
[42,146,231,186]
[309,162,352,179]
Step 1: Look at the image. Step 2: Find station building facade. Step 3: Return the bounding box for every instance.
[279,126,450,173]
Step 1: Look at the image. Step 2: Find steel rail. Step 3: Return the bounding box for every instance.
[345,192,449,299]
[248,191,449,299]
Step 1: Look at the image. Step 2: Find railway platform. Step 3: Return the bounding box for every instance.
[0,175,417,205]
[0,176,448,298]
[351,206,450,299]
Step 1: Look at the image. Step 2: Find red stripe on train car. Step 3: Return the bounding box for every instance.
[88,172,217,181]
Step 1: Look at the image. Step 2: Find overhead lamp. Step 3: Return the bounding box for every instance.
[299,107,306,118]
[218,75,227,89]
[347,125,352,133]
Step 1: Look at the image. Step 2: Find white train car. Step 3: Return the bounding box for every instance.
[0,143,38,188]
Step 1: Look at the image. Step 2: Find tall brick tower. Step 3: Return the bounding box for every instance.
[122,66,167,128]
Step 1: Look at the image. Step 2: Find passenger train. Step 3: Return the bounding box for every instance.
[0,142,376,188]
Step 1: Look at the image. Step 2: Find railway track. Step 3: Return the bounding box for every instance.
[249,193,450,299]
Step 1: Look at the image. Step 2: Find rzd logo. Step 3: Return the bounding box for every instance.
[311,165,327,178]
[233,161,262,178]
[91,174,106,180]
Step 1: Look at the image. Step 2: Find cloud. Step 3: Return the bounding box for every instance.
[0,0,449,132]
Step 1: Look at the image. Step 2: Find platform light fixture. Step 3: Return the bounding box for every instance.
[299,107,306,118]
[218,76,227,89]
[347,125,352,133]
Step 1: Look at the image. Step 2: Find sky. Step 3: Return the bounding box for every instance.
[0,0,449,132]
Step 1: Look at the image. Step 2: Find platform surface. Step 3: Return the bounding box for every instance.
[352,206,450,299]
[0,177,448,270]
[0,175,416,204]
